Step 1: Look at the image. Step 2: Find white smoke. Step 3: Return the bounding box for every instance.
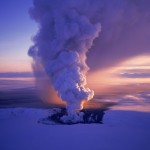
[28,0,101,115]
[28,0,150,116]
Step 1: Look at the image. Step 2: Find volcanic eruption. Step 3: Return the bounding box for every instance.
[28,0,101,119]
[28,0,150,123]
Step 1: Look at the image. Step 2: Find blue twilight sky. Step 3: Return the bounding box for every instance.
[0,0,150,74]
[0,0,36,72]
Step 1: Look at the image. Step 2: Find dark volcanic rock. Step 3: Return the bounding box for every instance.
[46,108,105,124]
[81,109,105,123]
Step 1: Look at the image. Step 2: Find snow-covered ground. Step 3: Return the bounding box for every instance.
[0,108,150,150]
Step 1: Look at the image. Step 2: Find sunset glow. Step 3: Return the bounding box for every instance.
[1,1,150,149]
[86,55,150,104]
[0,58,32,72]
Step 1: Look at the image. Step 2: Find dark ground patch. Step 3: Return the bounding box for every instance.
[39,108,106,125]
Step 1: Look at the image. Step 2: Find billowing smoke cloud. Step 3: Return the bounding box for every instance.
[28,0,150,115]
[87,0,150,70]
[28,0,101,115]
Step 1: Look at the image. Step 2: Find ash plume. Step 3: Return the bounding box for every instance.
[28,0,101,115]
[87,0,150,70]
[28,0,150,116]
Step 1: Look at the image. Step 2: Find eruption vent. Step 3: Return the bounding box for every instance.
[28,0,101,115]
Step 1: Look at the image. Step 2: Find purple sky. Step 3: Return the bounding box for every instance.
[0,0,150,73]
[0,0,150,113]
[0,0,36,72]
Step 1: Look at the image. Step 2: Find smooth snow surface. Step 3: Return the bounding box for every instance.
[0,108,150,150]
